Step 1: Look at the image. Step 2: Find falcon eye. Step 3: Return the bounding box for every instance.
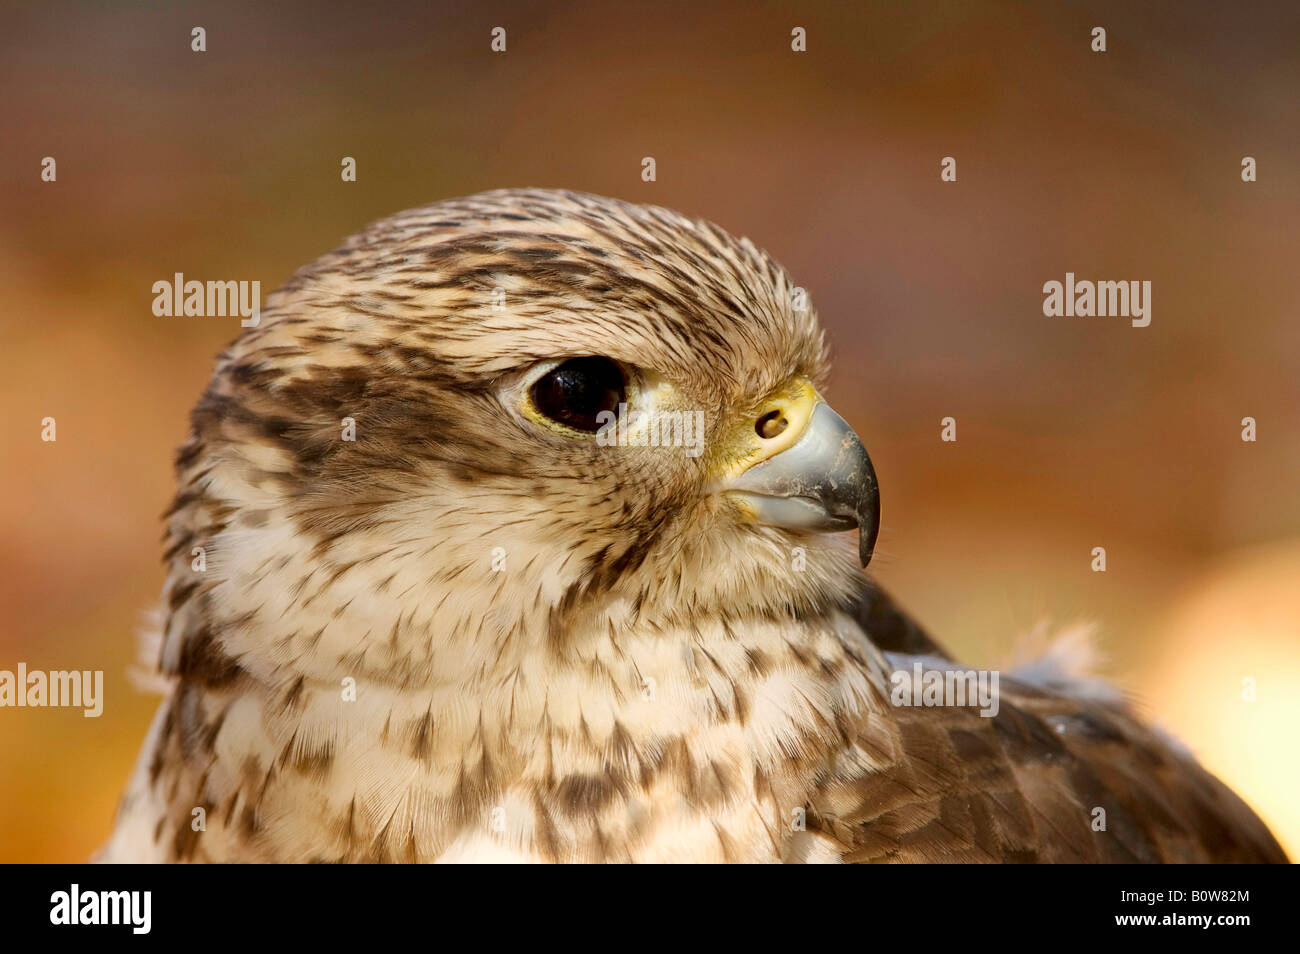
[528,357,627,433]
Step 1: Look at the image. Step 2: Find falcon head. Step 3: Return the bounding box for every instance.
[164,189,879,685]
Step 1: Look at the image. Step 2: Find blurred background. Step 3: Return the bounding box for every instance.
[1,0,1297,862]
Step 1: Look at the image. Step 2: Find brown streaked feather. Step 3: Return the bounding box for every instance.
[812,656,1288,863]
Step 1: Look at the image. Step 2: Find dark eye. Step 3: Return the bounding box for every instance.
[529,357,626,433]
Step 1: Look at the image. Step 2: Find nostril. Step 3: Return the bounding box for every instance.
[756,409,789,440]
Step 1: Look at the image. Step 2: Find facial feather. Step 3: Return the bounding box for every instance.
[160,188,859,692]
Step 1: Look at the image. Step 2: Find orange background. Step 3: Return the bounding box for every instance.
[1,0,1297,862]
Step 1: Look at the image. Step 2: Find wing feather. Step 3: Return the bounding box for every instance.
[816,589,1287,863]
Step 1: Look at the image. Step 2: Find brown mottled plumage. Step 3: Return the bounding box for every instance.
[100,189,1285,863]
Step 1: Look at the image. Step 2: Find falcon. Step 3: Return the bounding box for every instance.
[100,189,1285,863]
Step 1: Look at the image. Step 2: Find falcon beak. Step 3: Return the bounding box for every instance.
[718,383,880,567]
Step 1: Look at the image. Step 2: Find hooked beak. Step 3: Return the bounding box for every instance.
[716,383,880,567]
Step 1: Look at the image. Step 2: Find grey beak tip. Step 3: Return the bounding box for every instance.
[858,504,880,568]
[856,475,880,568]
